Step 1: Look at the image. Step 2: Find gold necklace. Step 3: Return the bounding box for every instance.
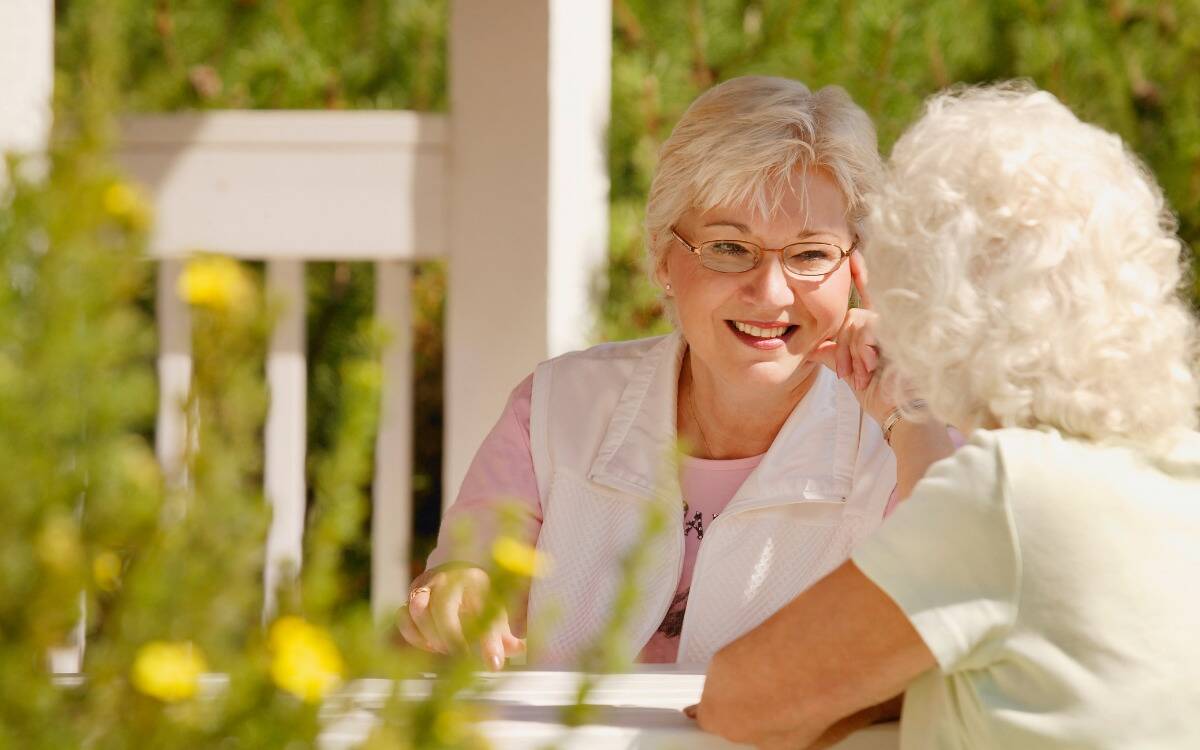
[685,375,716,458]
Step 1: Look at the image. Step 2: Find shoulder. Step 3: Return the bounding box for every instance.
[540,334,675,369]
[534,333,677,391]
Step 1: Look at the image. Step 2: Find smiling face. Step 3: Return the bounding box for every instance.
[660,168,856,395]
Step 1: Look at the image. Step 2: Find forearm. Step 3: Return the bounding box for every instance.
[889,419,955,502]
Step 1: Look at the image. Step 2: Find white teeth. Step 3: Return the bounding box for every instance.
[733,321,789,338]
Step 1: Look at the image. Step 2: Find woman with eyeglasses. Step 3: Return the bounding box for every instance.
[396,76,955,668]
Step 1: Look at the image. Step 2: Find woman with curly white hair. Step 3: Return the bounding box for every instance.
[694,82,1200,748]
[395,76,955,668]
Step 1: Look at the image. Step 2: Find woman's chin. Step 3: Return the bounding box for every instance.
[734,358,816,390]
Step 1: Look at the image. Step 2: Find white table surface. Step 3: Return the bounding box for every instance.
[319,665,899,750]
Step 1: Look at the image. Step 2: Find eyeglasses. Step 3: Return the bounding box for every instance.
[671,227,856,277]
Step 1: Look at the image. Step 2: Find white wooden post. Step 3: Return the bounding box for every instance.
[371,262,414,618]
[3,0,84,676]
[263,260,307,616]
[0,0,54,160]
[155,260,193,486]
[444,0,611,506]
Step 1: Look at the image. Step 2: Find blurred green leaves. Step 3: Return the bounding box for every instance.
[604,0,1200,341]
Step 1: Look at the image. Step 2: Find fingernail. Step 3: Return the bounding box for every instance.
[490,654,504,671]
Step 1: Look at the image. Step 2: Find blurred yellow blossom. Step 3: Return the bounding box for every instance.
[178,256,254,312]
[93,550,123,592]
[131,641,207,702]
[432,704,473,745]
[35,514,83,574]
[491,536,550,578]
[102,181,152,231]
[268,616,344,703]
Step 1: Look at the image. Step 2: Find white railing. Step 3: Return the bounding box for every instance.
[6,0,612,666]
[120,110,447,619]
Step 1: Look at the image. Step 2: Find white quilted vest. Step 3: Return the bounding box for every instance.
[525,332,895,665]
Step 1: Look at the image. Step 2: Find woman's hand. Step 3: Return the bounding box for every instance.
[395,563,525,670]
[810,307,903,426]
[810,254,914,425]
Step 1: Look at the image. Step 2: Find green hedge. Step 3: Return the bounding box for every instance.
[58,0,1200,567]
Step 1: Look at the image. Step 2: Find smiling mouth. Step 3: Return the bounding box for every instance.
[728,320,797,340]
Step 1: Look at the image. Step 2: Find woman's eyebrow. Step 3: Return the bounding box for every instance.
[703,220,752,233]
[794,227,846,239]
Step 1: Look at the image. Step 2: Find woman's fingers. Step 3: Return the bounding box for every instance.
[835,333,854,382]
[848,320,880,391]
[430,586,470,652]
[809,340,839,371]
[480,612,525,671]
[407,587,446,653]
[396,604,432,651]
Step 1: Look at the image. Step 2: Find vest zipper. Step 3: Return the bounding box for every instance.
[674,508,726,661]
[674,496,844,661]
[631,507,685,658]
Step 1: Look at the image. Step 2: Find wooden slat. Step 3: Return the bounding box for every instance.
[263,260,307,617]
[155,259,192,486]
[116,111,449,261]
[371,262,414,619]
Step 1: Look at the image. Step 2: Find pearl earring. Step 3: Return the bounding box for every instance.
[665,283,672,292]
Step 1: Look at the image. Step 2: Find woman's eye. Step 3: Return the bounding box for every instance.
[708,242,753,256]
[790,247,838,263]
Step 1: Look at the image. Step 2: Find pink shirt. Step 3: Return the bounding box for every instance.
[427,375,902,662]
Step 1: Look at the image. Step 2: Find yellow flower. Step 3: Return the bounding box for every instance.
[491,536,550,578]
[131,641,206,702]
[177,256,254,313]
[35,514,82,574]
[268,616,344,703]
[432,704,473,745]
[102,181,152,231]
[92,550,122,592]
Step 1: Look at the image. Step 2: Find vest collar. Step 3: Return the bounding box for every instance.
[587,331,861,506]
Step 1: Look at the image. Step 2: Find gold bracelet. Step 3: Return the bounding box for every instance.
[882,399,928,445]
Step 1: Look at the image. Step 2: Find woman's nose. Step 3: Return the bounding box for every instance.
[741,252,795,307]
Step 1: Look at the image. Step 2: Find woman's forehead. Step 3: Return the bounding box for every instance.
[686,170,850,236]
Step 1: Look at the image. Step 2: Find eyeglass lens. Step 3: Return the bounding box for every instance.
[699,240,843,276]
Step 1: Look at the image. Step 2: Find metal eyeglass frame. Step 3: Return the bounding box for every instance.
[670,226,857,277]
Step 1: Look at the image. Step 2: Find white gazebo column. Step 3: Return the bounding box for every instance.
[4,0,82,674]
[0,1,54,159]
[444,0,611,505]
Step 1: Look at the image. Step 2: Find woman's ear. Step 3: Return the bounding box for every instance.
[849,249,871,309]
[654,244,674,295]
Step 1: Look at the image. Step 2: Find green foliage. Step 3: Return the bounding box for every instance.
[31,2,1199,744]
[53,0,1200,543]
[604,0,1200,340]
[58,0,447,112]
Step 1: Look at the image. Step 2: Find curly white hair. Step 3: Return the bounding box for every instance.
[867,82,1198,450]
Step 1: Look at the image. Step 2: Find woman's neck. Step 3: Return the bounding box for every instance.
[677,349,820,460]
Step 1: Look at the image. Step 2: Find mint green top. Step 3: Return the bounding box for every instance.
[853,427,1200,749]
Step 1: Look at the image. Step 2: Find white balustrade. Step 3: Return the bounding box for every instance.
[116,110,451,617]
[6,0,612,653]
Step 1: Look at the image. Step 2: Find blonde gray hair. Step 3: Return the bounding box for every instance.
[645,76,882,280]
[867,82,1199,450]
